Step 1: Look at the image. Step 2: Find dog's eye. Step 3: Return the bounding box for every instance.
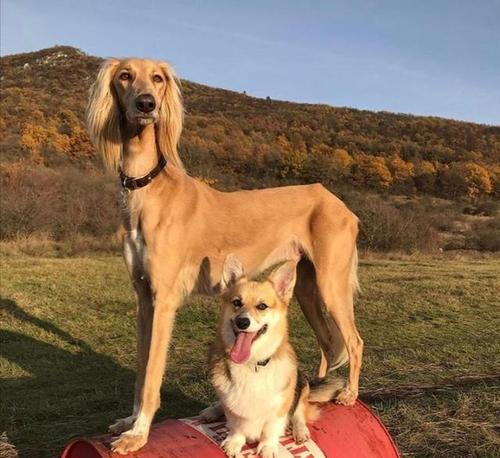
[232,298,242,308]
[119,72,131,81]
[153,74,163,83]
[256,303,268,311]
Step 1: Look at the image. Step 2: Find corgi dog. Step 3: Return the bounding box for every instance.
[201,255,345,458]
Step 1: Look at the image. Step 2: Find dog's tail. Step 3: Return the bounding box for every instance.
[308,373,346,403]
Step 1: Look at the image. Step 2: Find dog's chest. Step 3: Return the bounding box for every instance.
[220,362,287,419]
[123,229,149,280]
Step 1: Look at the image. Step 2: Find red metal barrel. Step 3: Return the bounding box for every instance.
[61,400,399,457]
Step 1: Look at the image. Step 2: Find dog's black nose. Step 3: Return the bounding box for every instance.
[235,316,250,330]
[136,94,156,113]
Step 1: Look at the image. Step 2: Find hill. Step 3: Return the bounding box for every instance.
[1,46,499,197]
[0,46,498,253]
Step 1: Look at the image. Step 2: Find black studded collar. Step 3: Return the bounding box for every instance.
[119,155,167,191]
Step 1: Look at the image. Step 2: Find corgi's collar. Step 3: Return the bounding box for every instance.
[255,357,271,371]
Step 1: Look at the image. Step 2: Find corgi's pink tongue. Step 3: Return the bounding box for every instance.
[230,331,257,364]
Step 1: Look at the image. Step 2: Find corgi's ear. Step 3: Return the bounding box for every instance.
[269,261,297,303]
[221,254,245,292]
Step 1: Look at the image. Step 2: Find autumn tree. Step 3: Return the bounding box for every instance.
[352,154,393,190]
[276,134,307,178]
[388,154,415,193]
[20,123,49,163]
[414,160,437,194]
[484,164,500,196]
[331,148,354,179]
[440,162,493,199]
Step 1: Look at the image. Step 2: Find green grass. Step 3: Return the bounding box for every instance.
[1,254,499,457]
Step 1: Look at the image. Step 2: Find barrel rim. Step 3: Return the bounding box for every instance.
[60,437,108,458]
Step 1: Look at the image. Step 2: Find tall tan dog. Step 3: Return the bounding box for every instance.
[87,58,363,455]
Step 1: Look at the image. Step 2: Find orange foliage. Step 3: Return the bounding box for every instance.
[332,148,354,169]
[441,162,492,199]
[353,154,393,190]
[1,46,499,200]
[388,155,415,193]
[414,160,437,193]
[485,164,500,195]
[20,123,48,163]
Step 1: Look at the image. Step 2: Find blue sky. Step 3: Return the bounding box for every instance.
[2,0,499,125]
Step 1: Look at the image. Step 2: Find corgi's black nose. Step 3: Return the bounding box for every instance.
[235,316,250,330]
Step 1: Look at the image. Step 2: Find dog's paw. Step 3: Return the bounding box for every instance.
[257,442,279,458]
[109,415,137,435]
[221,434,245,458]
[200,403,223,422]
[335,387,357,406]
[292,423,310,444]
[111,430,147,455]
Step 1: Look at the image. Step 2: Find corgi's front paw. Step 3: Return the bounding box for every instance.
[221,433,245,458]
[335,386,357,406]
[257,441,279,458]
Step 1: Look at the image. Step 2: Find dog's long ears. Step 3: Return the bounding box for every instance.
[269,261,297,304]
[221,254,245,292]
[86,59,122,172]
[157,62,184,170]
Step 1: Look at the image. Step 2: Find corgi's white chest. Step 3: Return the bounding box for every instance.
[218,361,290,420]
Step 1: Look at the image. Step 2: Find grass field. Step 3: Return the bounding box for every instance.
[1,254,499,457]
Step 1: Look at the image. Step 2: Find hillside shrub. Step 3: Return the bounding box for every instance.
[0,165,120,240]
[342,192,440,252]
[465,217,500,251]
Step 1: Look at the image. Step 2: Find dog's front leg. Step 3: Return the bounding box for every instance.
[257,415,287,458]
[220,412,246,458]
[221,432,245,458]
[109,282,153,434]
[110,234,155,434]
[111,273,183,454]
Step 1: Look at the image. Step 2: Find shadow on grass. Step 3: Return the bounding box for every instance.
[0,297,205,458]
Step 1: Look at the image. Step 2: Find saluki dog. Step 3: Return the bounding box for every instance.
[87,58,363,455]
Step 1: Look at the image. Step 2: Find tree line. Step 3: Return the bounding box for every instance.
[1,46,499,200]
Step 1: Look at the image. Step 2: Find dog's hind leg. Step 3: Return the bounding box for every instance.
[200,402,224,422]
[295,258,348,378]
[311,212,363,406]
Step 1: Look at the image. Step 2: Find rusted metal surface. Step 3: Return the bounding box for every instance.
[61,400,400,457]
